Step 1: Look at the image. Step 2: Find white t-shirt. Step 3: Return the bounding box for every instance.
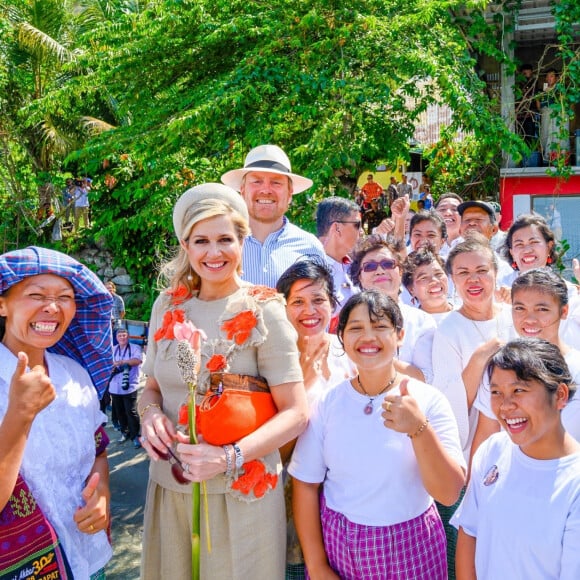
[432,305,517,459]
[451,432,580,580]
[562,291,580,351]
[289,378,465,526]
[0,344,112,578]
[474,350,580,441]
[399,303,436,384]
[306,334,356,406]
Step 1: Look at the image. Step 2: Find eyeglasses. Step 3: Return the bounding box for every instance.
[159,443,188,485]
[336,220,362,229]
[361,259,398,272]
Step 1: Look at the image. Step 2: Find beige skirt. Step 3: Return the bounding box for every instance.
[140,478,286,580]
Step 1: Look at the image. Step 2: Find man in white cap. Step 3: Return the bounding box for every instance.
[221,144,326,288]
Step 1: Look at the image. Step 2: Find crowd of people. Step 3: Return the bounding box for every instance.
[2,143,580,579]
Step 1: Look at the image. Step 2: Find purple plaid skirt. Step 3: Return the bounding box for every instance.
[310,494,447,580]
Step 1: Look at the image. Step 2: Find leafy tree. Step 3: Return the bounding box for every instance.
[1,0,578,316]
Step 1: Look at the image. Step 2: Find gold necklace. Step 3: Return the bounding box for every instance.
[357,373,397,415]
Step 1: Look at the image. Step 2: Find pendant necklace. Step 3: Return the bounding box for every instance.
[357,373,397,415]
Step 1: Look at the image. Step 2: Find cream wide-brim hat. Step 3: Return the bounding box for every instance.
[172,183,249,241]
[221,144,313,194]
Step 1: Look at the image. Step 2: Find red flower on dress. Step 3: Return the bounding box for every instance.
[178,403,189,426]
[221,310,257,345]
[231,460,278,498]
[247,286,279,301]
[154,309,186,342]
[166,284,192,306]
[206,354,228,373]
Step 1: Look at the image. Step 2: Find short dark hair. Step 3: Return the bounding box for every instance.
[409,210,447,241]
[402,248,446,291]
[511,267,568,309]
[316,196,360,237]
[276,258,338,310]
[336,290,403,349]
[435,192,463,208]
[349,234,406,290]
[446,234,498,276]
[501,213,557,267]
[487,338,575,400]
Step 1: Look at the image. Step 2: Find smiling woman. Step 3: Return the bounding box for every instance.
[453,338,580,580]
[138,183,308,580]
[289,291,465,579]
[0,247,114,579]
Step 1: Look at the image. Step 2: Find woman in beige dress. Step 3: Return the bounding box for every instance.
[138,183,308,580]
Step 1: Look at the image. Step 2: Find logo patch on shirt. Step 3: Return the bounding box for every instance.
[483,464,499,486]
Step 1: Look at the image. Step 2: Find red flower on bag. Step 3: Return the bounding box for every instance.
[167,284,192,306]
[231,460,278,498]
[154,309,185,341]
[206,354,228,373]
[247,285,279,301]
[221,310,257,345]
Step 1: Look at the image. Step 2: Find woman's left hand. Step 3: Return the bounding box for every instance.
[74,472,109,535]
[382,378,427,436]
[175,432,226,482]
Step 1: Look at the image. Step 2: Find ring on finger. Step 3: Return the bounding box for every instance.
[184,463,190,474]
[141,436,147,444]
[89,524,95,532]
[385,401,392,412]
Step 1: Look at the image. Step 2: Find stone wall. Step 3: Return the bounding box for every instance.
[73,245,149,316]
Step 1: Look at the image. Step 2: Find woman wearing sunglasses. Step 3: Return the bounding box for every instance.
[349,234,437,383]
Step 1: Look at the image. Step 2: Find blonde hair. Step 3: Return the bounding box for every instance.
[161,198,250,294]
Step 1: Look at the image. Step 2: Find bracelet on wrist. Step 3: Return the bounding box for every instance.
[408,418,429,439]
[232,443,244,471]
[223,445,233,477]
[139,402,162,421]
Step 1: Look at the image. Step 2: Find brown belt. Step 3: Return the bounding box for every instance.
[209,372,270,394]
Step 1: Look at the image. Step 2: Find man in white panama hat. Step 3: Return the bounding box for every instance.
[221,144,326,288]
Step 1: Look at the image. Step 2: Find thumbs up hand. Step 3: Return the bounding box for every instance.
[382,377,427,436]
[8,352,56,422]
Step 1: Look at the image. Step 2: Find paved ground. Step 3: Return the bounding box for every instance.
[104,418,149,580]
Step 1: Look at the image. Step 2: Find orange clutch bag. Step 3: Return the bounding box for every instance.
[198,373,277,445]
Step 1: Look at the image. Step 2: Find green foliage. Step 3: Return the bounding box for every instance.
[1,0,578,321]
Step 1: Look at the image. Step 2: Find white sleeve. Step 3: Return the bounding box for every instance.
[432,328,470,449]
[473,375,495,419]
[423,386,466,471]
[560,493,580,579]
[411,324,435,384]
[450,443,488,536]
[288,397,327,484]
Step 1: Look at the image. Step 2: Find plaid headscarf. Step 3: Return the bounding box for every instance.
[0,246,113,397]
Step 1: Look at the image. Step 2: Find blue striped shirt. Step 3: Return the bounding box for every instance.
[242,217,326,288]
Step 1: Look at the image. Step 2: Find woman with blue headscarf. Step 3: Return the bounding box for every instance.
[0,247,114,579]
